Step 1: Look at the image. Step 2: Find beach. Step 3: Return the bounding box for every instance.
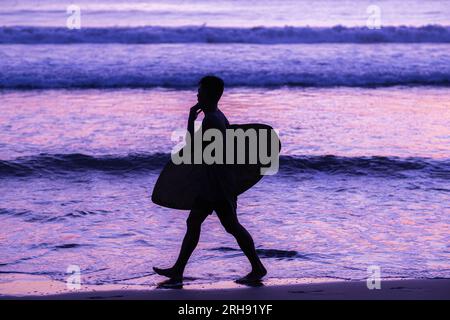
[1,275,449,300]
[0,0,449,298]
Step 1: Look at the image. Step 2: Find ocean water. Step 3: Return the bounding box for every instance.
[0,0,449,290]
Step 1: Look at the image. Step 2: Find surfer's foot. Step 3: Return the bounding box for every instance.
[236,265,267,284]
[153,266,184,280]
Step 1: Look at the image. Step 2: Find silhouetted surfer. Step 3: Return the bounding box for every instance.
[153,76,267,283]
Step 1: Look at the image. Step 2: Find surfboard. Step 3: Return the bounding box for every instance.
[151,123,281,210]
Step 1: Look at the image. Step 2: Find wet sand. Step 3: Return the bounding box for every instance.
[1,275,449,300]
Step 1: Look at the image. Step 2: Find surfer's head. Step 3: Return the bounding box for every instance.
[197,75,224,111]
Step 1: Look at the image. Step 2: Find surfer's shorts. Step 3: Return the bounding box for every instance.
[191,195,238,216]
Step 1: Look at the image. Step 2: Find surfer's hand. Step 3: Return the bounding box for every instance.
[189,104,203,121]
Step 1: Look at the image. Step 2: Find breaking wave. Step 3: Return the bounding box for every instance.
[1,153,448,179]
[2,25,450,44]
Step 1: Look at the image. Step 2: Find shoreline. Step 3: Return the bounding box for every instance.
[1,276,449,300]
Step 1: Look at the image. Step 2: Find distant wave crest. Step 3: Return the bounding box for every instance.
[1,25,450,44]
[1,73,449,89]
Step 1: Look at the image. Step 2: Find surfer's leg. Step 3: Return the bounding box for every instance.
[154,207,212,279]
[215,201,267,282]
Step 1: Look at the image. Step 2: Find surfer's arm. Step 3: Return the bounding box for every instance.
[187,104,202,141]
[187,117,195,140]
